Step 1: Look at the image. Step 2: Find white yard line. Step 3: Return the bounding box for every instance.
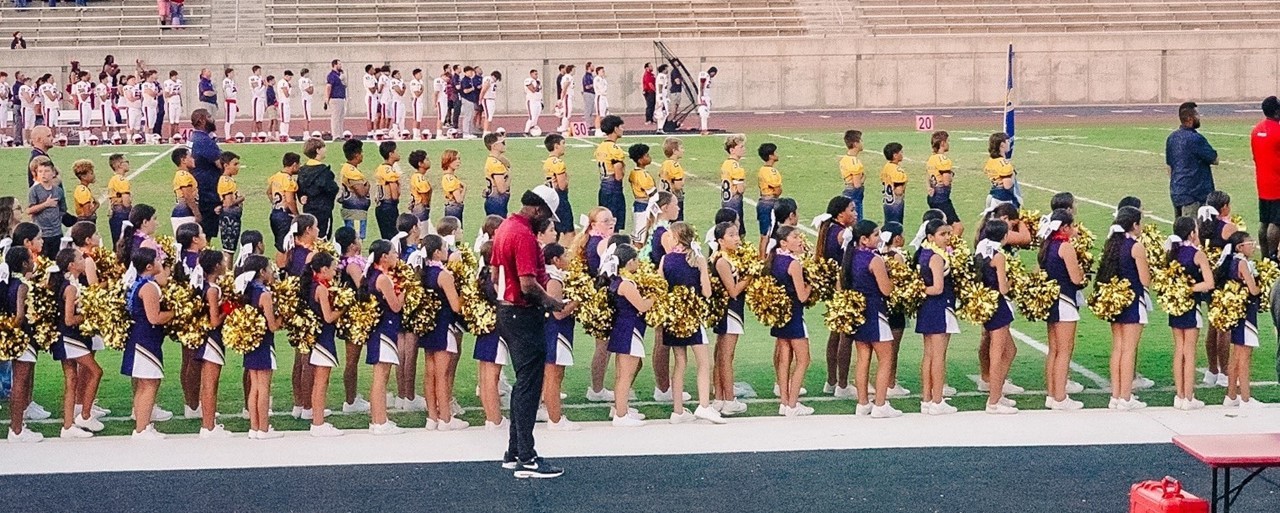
[94,145,179,203]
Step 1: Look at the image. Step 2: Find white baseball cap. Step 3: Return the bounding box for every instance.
[529,185,560,222]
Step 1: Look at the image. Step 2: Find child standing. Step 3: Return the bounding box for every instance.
[1100,206,1150,411]
[1165,217,1212,410]
[363,240,407,435]
[218,151,244,256]
[756,143,783,252]
[122,247,174,439]
[769,225,813,417]
[195,249,232,438]
[408,149,433,237]
[236,254,285,439]
[4,247,42,442]
[607,244,653,427]
[441,149,466,225]
[720,135,747,236]
[170,148,199,233]
[1039,209,1087,411]
[916,219,958,414]
[373,141,402,241]
[339,139,371,240]
[305,252,345,437]
[659,222,725,424]
[839,130,866,221]
[420,234,468,430]
[628,143,658,241]
[107,154,133,246]
[659,137,686,221]
[1220,232,1266,408]
[880,143,907,226]
[845,220,899,418]
[72,159,100,225]
[976,220,1017,414]
[52,248,104,438]
[710,221,750,414]
[540,243,580,430]
[544,134,575,244]
[483,133,510,217]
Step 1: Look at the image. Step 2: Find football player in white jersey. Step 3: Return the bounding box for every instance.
[523,69,542,135]
[408,68,425,137]
[163,70,183,138]
[39,75,61,134]
[592,66,609,135]
[0,72,10,140]
[557,64,575,135]
[140,70,160,135]
[388,69,405,134]
[95,72,113,135]
[655,64,671,132]
[19,76,37,139]
[377,65,392,132]
[250,65,267,134]
[298,68,314,134]
[362,64,378,134]
[73,71,94,144]
[278,70,294,139]
[432,65,449,138]
[223,68,239,140]
[123,75,144,140]
[479,70,501,136]
[697,66,717,135]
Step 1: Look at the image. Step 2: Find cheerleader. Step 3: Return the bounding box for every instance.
[419,234,468,430]
[1166,217,1213,410]
[234,230,266,414]
[845,220,898,417]
[11,224,53,422]
[115,204,164,270]
[710,221,750,414]
[1198,190,1235,387]
[1039,209,1086,410]
[660,222,726,424]
[392,213,425,412]
[769,225,813,417]
[281,214,322,420]
[916,219,958,414]
[3,247,42,442]
[472,241,509,430]
[879,222,910,399]
[362,240,407,435]
[51,248,104,438]
[236,254,285,439]
[1220,232,1267,408]
[638,191,682,403]
[975,220,1018,414]
[606,244,652,427]
[575,206,617,401]
[334,227,371,413]
[976,202,1031,395]
[1098,206,1150,410]
[814,196,855,396]
[304,252,345,436]
[175,222,207,419]
[540,243,581,430]
[121,247,173,439]
[69,221,101,286]
[195,249,232,437]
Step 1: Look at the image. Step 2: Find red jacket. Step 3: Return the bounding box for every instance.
[642,69,656,93]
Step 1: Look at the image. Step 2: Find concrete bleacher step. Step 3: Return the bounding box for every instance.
[0,0,210,47]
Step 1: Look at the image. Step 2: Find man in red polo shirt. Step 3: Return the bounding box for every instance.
[492,185,564,479]
[1251,96,1280,260]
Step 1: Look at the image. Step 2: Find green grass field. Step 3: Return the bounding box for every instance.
[3,117,1278,436]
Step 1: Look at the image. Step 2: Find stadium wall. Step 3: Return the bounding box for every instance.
[6,33,1279,117]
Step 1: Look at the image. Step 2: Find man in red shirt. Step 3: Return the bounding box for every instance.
[642,62,656,125]
[1251,96,1280,260]
[492,185,563,479]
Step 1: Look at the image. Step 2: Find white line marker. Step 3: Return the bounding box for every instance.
[96,145,179,203]
[1111,110,1144,114]
[870,110,903,114]
[1009,329,1111,389]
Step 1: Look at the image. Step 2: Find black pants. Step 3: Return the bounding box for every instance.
[497,304,546,462]
[644,91,656,123]
[12,106,23,146]
[449,99,461,128]
[305,206,334,240]
[375,201,399,241]
[198,206,220,242]
[41,235,60,259]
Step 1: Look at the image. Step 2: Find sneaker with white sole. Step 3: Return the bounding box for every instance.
[612,415,645,427]
[450,398,464,417]
[1065,380,1085,394]
[1216,373,1229,387]
[291,405,305,418]
[985,403,1018,415]
[407,396,427,411]
[257,427,285,439]
[199,424,233,439]
[425,418,439,430]
[933,400,958,414]
[1240,398,1268,409]
[485,418,511,431]
[670,410,696,424]
[1202,369,1217,386]
[1223,395,1241,407]
[719,400,748,415]
[733,382,758,398]
[976,380,990,393]
[772,383,808,397]
[608,407,645,420]
[60,426,93,439]
[1186,398,1206,410]
[184,405,202,419]
[694,405,727,424]
[942,384,957,397]
[74,415,105,432]
[653,387,673,402]
[855,403,872,416]
[309,423,344,437]
[342,398,371,413]
[870,403,903,418]
[131,425,166,440]
[30,401,50,416]
[920,401,936,415]
[1048,397,1083,411]
[1132,376,1155,390]
[300,408,333,421]
[8,428,43,443]
[92,403,111,417]
[886,384,911,398]
[23,403,51,421]
[823,382,836,394]
[793,402,815,416]
[439,417,470,431]
[152,405,173,422]
[1002,380,1025,395]
[513,458,564,479]
[1118,397,1147,411]
[536,407,550,423]
[998,397,1017,408]
[833,385,855,398]
[586,388,615,402]
[370,421,406,436]
[548,417,582,431]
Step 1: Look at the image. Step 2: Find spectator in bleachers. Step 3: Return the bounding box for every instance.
[11,32,27,50]
[156,0,170,27]
[1165,101,1218,217]
[170,0,185,27]
[643,63,656,125]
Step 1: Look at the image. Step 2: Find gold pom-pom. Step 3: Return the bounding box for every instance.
[315,241,338,260]
[223,306,267,354]
[651,285,709,338]
[89,246,124,284]
[24,257,59,351]
[1208,280,1249,331]
[333,286,378,344]
[886,256,925,315]
[746,274,792,328]
[80,280,132,350]
[217,273,243,307]
[1139,224,1166,265]
[1151,260,1196,317]
[459,275,497,335]
[0,315,26,361]
[1008,259,1058,322]
[1255,258,1279,311]
[823,289,867,335]
[1073,223,1096,277]
[562,258,597,304]
[393,261,439,335]
[625,262,671,328]
[802,255,839,307]
[726,241,764,279]
[1088,276,1135,322]
[1020,209,1043,248]
[270,276,319,352]
[579,285,616,339]
[163,280,210,350]
[1230,214,1247,233]
[956,282,999,324]
[946,235,977,289]
[706,277,730,329]
[154,234,177,273]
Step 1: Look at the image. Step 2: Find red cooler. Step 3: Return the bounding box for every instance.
[1130,477,1209,513]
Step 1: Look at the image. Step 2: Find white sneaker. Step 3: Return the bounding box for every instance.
[719,400,748,415]
[653,387,673,402]
[30,401,50,416]
[1187,397,1206,410]
[855,403,872,416]
[977,380,991,392]
[1049,397,1083,411]
[887,383,911,398]
[439,417,470,431]
[609,407,645,420]
[942,384,957,397]
[870,403,903,418]
[823,382,836,394]
[536,406,550,423]
[1216,373,1229,387]
[485,418,511,431]
[1202,369,1217,386]
[370,421,406,436]
[1002,380,1025,395]
[407,396,427,411]
[772,383,781,397]
[998,396,1017,408]
[257,427,285,439]
[60,426,93,439]
[1119,397,1147,411]
[8,427,43,443]
[933,400,958,414]
[1109,396,1121,409]
[184,405,202,419]
[425,418,438,431]
[920,401,936,415]
[833,385,855,398]
[1240,398,1268,409]
[694,405,727,424]
[23,403,51,420]
[586,387,615,402]
[1223,395,1241,407]
[1066,380,1085,394]
[548,417,581,431]
[291,405,305,418]
[342,398,371,413]
[75,404,110,418]
[74,415,105,432]
[793,402,815,415]
[985,403,1019,415]
[450,398,464,417]
[799,387,808,396]
[779,404,794,417]
[131,424,166,440]
[152,405,173,422]
[670,410,696,424]
[1132,376,1155,390]
[241,408,250,417]
[200,424,234,439]
[308,423,343,437]
[733,382,758,398]
[612,414,645,427]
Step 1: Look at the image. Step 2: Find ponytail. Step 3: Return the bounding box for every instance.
[1036,209,1074,267]
[116,204,156,265]
[1096,206,1142,284]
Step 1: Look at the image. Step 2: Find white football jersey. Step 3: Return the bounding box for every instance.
[699,72,712,101]
[594,77,608,96]
[408,78,424,100]
[39,83,60,104]
[524,77,541,101]
[389,78,405,101]
[378,75,391,103]
[277,79,291,100]
[222,77,237,98]
[163,79,183,100]
[656,72,669,97]
[299,76,314,100]
[362,73,377,97]
[141,82,160,106]
[559,74,574,98]
[19,84,35,107]
[94,82,110,102]
[0,82,9,102]
[250,75,266,99]
[124,84,142,108]
[73,81,92,102]
[481,76,499,100]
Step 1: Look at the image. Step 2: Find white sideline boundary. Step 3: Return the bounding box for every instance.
[94,145,179,203]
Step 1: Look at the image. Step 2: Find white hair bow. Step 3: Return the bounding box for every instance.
[545,264,565,283]
[121,265,139,289]
[122,220,133,230]
[579,213,591,231]
[233,271,257,295]
[406,247,428,269]
[0,238,10,284]
[1215,243,1234,267]
[599,244,620,277]
[442,234,456,250]
[1109,224,1126,235]
[330,240,343,255]
[187,264,205,289]
[981,199,1012,219]
[283,221,300,251]
[1197,205,1219,222]
[0,263,8,285]
[390,231,409,256]
[841,226,854,250]
[1036,216,1063,240]
[232,244,251,271]
[976,239,1003,259]
[810,213,832,229]
[767,208,780,237]
[704,226,719,252]
[909,221,930,250]
[1163,235,1184,252]
[59,235,74,250]
[472,232,490,254]
[170,241,183,260]
[878,230,893,250]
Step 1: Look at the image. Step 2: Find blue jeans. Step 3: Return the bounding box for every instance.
[169,4,184,25]
[0,361,10,399]
[343,219,367,239]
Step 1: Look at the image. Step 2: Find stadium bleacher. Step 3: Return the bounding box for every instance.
[263,0,809,44]
[856,0,1280,36]
[0,0,208,48]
